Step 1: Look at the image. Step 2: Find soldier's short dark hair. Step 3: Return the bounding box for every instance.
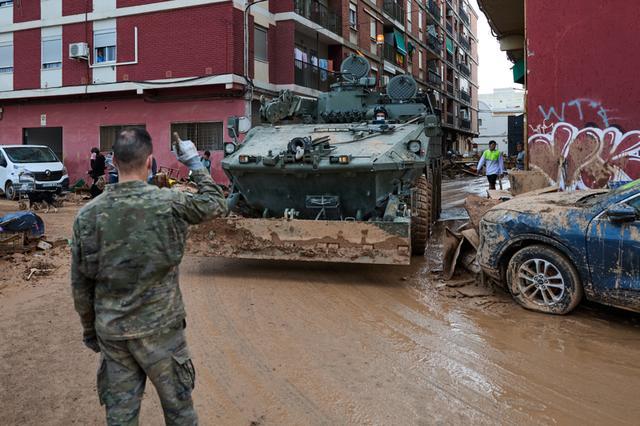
[489,140,497,146]
[113,128,153,172]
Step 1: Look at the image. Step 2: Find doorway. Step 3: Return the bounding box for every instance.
[23,127,63,161]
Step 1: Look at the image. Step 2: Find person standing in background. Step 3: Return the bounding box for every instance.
[477,140,504,190]
[515,142,526,171]
[88,147,106,198]
[201,151,211,174]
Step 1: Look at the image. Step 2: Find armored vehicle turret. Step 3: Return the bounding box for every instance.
[191,55,443,265]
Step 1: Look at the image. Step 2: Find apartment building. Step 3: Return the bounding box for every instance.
[0,0,479,183]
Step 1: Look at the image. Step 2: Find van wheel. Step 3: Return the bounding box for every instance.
[5,182,16,200]
[411,175,432,256]
[506,244,583,314]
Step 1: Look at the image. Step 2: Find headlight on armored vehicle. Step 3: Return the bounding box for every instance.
[329,155,351,164]
[238,155,258,164]
[224,142,237,155]
[407,140,421,153]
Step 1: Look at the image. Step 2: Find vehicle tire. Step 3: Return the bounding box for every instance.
[5,182,16,200]
[506,244,583,314]
[411,174,432,256]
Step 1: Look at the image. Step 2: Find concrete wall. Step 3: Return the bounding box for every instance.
[527,0,640,189]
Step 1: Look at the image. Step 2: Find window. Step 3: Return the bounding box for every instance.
[349,3,357,29]
[42,36,62,69]
[100,125,146,152]
[370,19,376,40]
[418,49,423,69]
[0,1,13,7]
[0,43,12,73]
[406,0,411,20]
[94,29,116,63]
[478,118,483,127]
[418,10,423,30]
[254,25,268,62]
[170,122,223,151]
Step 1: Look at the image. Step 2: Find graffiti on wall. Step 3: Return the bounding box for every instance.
[528,122,640,189]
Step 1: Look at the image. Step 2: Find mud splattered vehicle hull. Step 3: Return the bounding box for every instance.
[189,217,411,265]
[203,55,443,265]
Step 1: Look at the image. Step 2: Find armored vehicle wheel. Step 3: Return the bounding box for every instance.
[411,175,432,255]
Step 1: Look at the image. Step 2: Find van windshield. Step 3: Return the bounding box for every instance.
[3,147,59,163]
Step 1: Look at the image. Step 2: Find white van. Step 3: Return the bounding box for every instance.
[0,145,69,200]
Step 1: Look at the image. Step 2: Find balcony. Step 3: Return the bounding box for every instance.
[458,61,471,77]
[383,43,405,67]
[427,0,441,21]
[294,59,338,92]
[459,36,471,52]
[383,0,405,24]
[459,7,470,25]
[459,118,471,129]
[427,34,441,54]
[446,81,454,95]
[428,70,442,86]
[459,89,471,103]
[294,0,342,35]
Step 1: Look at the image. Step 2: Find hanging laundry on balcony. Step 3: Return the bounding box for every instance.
[394,30,407,55]
[319,58,329,81]
[446,37,454,55]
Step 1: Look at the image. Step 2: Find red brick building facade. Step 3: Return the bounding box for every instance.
[0,0,478,184]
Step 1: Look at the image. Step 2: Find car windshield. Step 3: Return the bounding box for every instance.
[576,179,640,205]
[3,147,59,163]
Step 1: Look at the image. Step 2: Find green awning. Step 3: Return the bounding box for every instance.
[445,37,454,55]
[512,58,525,84]
[394,30,407,56]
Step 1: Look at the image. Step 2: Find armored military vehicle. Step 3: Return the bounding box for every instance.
[191,55,443,265]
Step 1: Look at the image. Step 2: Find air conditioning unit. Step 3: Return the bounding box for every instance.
[69,42,89,59]
[447,10,454,17]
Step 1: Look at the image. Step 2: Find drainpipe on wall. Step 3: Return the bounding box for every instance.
[243,0,269,124]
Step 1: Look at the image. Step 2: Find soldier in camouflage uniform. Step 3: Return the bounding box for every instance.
[71,128,227,425]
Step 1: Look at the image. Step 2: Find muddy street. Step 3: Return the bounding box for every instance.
[1,185,640,425]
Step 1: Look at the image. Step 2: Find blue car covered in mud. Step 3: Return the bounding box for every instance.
[479,180,640,314]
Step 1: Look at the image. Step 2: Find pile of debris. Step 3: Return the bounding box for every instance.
[0,211,67,256]
[441,170,555,287]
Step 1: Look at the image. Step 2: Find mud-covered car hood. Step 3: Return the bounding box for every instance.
[486,190,606,216]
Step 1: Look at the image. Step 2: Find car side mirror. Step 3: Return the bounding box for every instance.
[606,203,637,223]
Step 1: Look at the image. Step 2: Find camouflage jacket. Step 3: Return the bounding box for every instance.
[71,169,227,341]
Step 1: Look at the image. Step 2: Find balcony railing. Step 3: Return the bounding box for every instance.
[460,118,471,129]
[459,89,471,103]
[294,59,338,92]
[459,7,470,25]
[294,0,342,35]
[383,43,405,67]
[445,21,453,34]
[427,34,441,53]
[458,61,471,77]
[446,113,455,126]
[383,0,405,23]
[446,81,454,95]
[459,36,471,52]
[427,0,441,20]
[428,70,442,86]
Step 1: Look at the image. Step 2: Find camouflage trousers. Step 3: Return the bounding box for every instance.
[97,323,198,426]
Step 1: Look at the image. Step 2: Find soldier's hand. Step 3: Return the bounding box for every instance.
[84,335,101,353]
[173,133,204,170]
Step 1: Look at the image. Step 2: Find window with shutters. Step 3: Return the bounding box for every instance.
[42,36,62,69]
[170,122,224,151]
[100,124,146,152]
[94,29,116,64]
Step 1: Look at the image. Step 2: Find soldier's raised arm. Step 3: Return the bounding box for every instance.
[171,134,228,224]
